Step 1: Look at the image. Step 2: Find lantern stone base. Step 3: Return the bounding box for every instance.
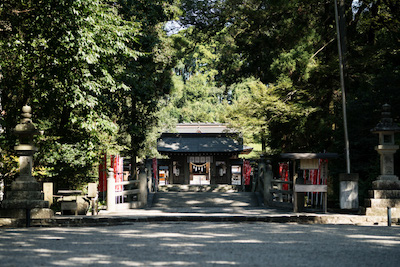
[0,180,54,219]
[365,180,400,217]
[0,208,54,219]
[377,175,399,181]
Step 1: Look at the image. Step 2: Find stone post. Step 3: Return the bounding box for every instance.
[146,159,153,192]
[139,167,148,208]
[43,182,54,206]
[107,168,115,212]
[0,106,53,220]
[263,160,273,206]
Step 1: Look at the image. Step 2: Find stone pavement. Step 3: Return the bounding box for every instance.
[1,191,399,227]
[1,205,398,228]
[1,222,400,266]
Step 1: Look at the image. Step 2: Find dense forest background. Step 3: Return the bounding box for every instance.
[1,0,399,204]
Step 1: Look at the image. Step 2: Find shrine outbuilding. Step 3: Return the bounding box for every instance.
[155,123,252,185]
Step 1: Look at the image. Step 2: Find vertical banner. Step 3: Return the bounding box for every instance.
[111,155,123,192]
[98,153,107,193]
[152,158,158,187]
[279,163,289,190]
[309,169,318,185]
[243,160,252,186]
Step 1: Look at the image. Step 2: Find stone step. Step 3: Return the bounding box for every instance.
[158,185,240,192]
[366,207,400,217]
[152,192,258,208]
[372,180,400,190]
[1,199,49,209]
[0,208,54,219]
[11,180,41,191]
[365,198,400,208]
[369,190,400,199]
[6,191,42,200]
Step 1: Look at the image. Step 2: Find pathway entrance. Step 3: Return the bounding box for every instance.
[150,185,259,209]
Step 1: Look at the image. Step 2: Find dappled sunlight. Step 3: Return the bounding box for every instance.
[37,236,66,240]
[118,260,197,266]
[224,239,264,244]
[346,234,400,247]
[205,261,238,265]
[1,222,399,266]
[162,243,205,248]
[50,254,113,266]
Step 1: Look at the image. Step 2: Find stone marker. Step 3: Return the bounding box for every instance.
[43,182,53,206]
[339,173,359,209]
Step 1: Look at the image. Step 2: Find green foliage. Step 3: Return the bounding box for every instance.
[175,0,399,181]
[0,0,165,189]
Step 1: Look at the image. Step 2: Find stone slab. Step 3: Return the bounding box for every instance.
[369,190,400,199]
[0,208,53,219]
[43,182,53,206]
[1,199,49,209]
[365,198,400,208]
[6,190,42,200]
[372,180,400,190]
[377,175,399,181]
[340,180,359,209]
[158,185,240,192]
[58,196,89,215]
[366,207,400,217]
[339,173,359,181]
[11,181,40,191]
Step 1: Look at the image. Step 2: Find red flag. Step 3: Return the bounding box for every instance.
[279,163,289,190]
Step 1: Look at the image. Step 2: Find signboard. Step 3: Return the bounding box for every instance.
[231,165,242,185]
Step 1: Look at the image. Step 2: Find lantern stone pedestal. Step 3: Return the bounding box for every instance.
[365,104,400,217]
[0,106,53,220]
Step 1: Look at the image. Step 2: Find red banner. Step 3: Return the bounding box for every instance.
[279,163,289,190]
[152,158,158,187]
[243,160,252,186]
[98,153,107,193]
[111,155,123,192]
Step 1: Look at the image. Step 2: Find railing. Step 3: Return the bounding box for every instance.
[107,168,147,211]
[256,160,327,212]
[270,179,293,204]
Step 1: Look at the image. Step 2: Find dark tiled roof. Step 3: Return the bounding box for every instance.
[280,153,338,159]
[157,135,246,154]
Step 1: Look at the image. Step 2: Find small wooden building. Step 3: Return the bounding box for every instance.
[156,123,252,185]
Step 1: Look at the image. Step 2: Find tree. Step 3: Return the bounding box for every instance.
[176,0,400,203]
[115,0,177,177]
[0,0,141,189]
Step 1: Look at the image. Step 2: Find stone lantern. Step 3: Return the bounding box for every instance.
[1,106,53,221]
[371,104,400,181]
[366,104,400,217]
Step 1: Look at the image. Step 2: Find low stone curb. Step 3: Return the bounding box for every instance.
[2,214,399,228]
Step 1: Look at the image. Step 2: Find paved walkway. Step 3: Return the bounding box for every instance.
[1,222,400,266]
[1,191,399,227]
[0,205,394,228]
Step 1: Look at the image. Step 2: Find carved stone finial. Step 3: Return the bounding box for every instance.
[371,104,400,133]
